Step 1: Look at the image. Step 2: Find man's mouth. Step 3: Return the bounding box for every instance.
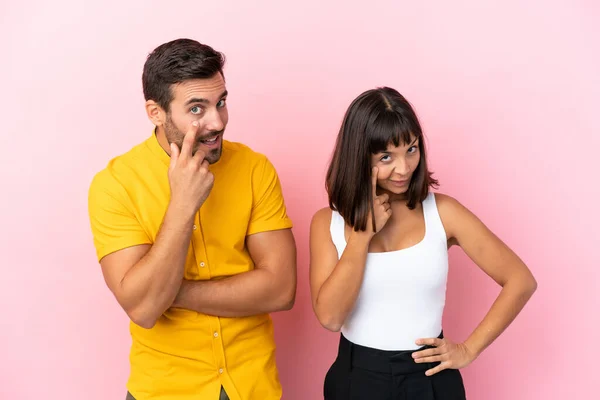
[198,133,222,149]
[201,136,218,144]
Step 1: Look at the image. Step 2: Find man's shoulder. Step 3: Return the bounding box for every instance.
[89,138,153,195]
[222,140,273,172]
[223,140,266,161]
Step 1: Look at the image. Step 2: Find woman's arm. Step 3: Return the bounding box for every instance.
[310,168,392,331]
[309,207,372,331]
[413,193,537,376]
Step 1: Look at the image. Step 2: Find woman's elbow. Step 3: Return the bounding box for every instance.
[526,274,538,296]
[314,306,344,332]
[318,315,343,332]
[512,271,538,299]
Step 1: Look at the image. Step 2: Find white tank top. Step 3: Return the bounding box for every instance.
[330,192,449,350]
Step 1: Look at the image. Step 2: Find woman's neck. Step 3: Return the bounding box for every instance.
[377,188,408,204]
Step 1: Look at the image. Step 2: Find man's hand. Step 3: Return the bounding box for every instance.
[168,121,214,216]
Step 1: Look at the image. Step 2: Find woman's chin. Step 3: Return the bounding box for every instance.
[381,185,408,196]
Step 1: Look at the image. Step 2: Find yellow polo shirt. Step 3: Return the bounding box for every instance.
[88,131,293,400]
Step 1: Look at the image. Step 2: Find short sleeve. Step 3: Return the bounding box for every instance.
[88,171,152,261]
[247,156,293,235]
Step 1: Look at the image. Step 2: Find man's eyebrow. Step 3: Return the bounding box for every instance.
[184,90,228,106]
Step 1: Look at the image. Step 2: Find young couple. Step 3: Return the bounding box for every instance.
[88,38,537,400]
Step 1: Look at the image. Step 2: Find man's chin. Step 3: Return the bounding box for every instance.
[204,147,223,164]
[192,143,223,164]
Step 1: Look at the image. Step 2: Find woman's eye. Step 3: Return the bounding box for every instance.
[408,146,418,153]
[380,155,391,162]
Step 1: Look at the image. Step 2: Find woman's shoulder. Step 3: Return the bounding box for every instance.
[311,207,333,228]
[432,192,459,209]
[432,192,477,233]
[432,192,468,219]
[310,207,338,247]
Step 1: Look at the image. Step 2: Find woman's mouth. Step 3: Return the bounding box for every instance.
[389,179,409,187]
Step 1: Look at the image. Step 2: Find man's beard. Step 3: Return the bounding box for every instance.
[164,114,223,164]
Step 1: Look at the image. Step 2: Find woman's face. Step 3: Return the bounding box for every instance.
[371,135,421,195]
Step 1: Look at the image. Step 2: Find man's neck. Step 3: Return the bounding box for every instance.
[154,126,171,156]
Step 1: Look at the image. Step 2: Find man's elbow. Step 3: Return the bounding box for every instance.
[277,289,296,311]
[134,316,158,329]
[279,294,295,311]
[127,307,160,329]
[273,282,296,312]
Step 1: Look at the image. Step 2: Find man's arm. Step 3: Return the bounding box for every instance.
[95,121,214,328]
[100,207,193,329]
[172,228,297,317]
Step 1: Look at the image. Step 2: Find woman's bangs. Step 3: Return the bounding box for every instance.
[367,111,416,154]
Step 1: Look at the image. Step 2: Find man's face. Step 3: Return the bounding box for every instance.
[163,73,229,164]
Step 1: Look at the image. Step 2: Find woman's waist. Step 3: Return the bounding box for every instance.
[336,331,443,375]
[341,315,443,351]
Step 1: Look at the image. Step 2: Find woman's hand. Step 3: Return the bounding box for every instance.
[412,337,478,376]
[366,167,392,234]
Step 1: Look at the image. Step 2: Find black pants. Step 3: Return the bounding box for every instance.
[324,333,466,400]
[126,386,229,399]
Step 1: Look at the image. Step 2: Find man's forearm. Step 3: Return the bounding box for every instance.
[172,268,296,317]
[120,206,194,328]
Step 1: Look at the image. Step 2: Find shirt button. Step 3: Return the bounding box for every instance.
[219,368,224,374]
[200,262,205,268]
[213,332,219,338]
[193,225,197,230]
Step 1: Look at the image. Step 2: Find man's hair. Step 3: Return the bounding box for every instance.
[142,38,225,112]
[326,87,439,232]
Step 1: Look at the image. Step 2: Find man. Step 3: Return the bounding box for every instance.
[88,38,297,400]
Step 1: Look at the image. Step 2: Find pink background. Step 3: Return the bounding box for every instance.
[1,1,598,399]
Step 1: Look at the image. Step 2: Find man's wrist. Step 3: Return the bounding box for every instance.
[165,201,196,227]
[172,279,205,310]
[172,280,189,308]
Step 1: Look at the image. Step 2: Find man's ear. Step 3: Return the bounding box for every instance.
[145,100,167,127]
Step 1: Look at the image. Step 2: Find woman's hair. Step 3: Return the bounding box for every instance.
[326,87,438,232]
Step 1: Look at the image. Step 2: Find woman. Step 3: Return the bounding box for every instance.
[309,87,537,399]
